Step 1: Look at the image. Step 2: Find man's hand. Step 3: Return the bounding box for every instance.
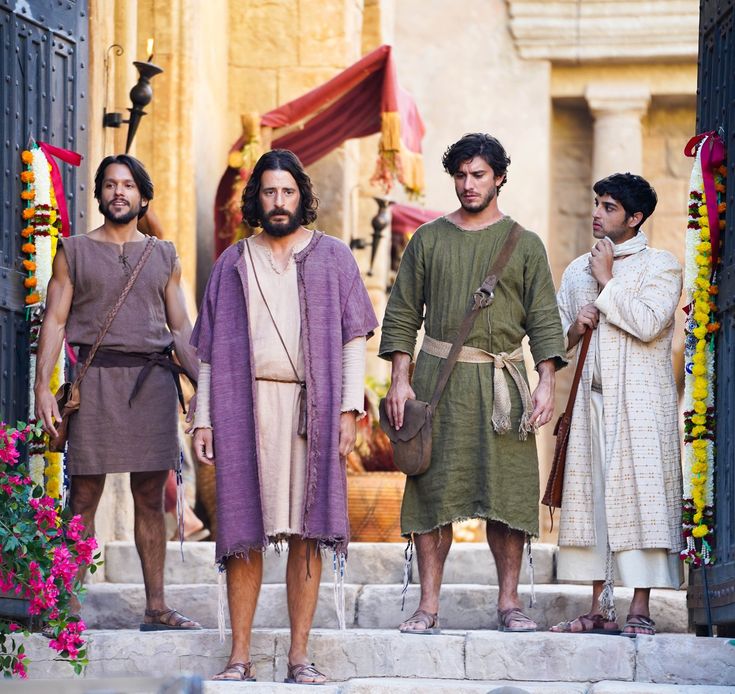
[568,303,599,348]
[35,388,61,438]
[184,394,197,435]
[339,411,358,458]
[193,427,215,465]
[386,352,415,429]
[589,238,614,288]
[529,360,556,428]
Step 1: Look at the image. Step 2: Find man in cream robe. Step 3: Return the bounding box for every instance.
[553,173,683,637]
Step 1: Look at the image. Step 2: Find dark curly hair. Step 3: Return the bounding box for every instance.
[442,133,511,192]
[593,173,657,231]
[93,154,153,218]
[241,149,319,227]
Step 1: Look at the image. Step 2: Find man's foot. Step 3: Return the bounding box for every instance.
[285,662,327,685]
[497,607,537,632]
[211,661,255,681]
[621,614,655,637]
[140,608,202,631]
[550,612,620,634]
[398,608,441,635]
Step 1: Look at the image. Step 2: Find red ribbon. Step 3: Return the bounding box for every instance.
[684,131,726,268]
[37,141,83,238]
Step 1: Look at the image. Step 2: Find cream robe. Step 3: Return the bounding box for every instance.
[556,246,683,553]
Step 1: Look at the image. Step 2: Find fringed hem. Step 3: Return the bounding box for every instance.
[216,534,348,568]
[402,513,537,540]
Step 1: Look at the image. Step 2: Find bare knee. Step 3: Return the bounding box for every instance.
[130,470,168,514]
[70,475,106,517]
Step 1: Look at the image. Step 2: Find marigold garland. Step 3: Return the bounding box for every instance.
[19,145,66,498]
[681,138,726,567]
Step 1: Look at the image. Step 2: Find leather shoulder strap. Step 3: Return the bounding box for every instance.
[562,328,592,416]
[429,222,523,409]
[74,236,158,386]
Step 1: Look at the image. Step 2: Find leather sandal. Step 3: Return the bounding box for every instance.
[398,608,441,635]
[550,612,620,635]
[140,607,202,631]
[621,613,656,637]
[285,662,327,685]
[497,607,537,632]
[211,661,256,681]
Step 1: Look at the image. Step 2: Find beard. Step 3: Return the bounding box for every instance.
[459,186,497,214]
[260,207,301,237]
[99,199,141,225]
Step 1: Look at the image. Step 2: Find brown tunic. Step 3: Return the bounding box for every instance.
[62,234,179,475]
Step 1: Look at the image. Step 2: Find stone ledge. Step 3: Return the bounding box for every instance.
[507,0,698,63]
[102,541,557,586]
[19,630,734,687]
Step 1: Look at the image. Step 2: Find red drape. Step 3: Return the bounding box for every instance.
[214,45,424,257]
[391,202,443,237]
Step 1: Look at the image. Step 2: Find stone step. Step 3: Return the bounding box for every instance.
[81,582,687,632]
[19,629,735,687]
[101,541,557,585]
[8,679,734,694]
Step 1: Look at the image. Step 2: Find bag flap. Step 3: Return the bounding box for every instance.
[379,398,431,443]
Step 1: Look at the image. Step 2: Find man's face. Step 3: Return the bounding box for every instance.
[98,163,147,224]
[592,193,640,244]
[258,169,302,237]
[452,156,504,214]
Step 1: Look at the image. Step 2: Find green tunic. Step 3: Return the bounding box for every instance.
[379,216,566,536]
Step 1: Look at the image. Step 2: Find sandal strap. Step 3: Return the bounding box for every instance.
[405,608,438,629]
[288,662,325,680]
[145,608,195,626]
[498,607,534,627]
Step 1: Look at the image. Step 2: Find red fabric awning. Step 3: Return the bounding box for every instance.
[391,202,443,237]
[214,45,425,258]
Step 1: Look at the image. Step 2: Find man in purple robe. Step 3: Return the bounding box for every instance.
[190,149,378,684]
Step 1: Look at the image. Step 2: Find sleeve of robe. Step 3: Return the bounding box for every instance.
[339,248,379,344]
[594,251,682,343]
[378,230,425,360]
[522,233,568,370]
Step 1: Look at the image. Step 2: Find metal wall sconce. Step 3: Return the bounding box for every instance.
[350,197,392,276]
[102,42,163,153]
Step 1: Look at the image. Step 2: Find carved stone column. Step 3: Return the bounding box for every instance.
[585,83,650,182]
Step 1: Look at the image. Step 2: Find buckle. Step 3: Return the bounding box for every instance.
[473,288,494,309]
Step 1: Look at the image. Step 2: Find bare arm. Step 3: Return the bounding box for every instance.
[164,257,199,382]
[35,248,74,436]
[384,351,415,430]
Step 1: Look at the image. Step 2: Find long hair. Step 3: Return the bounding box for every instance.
[93,154,153,218]
[241,149,319,227]
[593,173,657,231]
[442,133,511,192]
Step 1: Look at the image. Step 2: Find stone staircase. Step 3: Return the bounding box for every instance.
[21,541,735,692]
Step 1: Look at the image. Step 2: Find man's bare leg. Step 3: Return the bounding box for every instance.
[131,469,199,628]
[286,536,325,683]
[486,520,536,630]
[68,474,107,614]
[623,587,654,635]
[400,525,452,632]
[214,552,263,679]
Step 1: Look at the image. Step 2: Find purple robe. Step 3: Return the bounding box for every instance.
[191,232,378,564]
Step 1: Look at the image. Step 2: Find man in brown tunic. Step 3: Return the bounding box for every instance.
[35,154,201,630]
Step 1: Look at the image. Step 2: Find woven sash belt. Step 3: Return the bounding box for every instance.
[421,335,536,440]
[77,343,194,413]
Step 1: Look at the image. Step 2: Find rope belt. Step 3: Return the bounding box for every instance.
[421,335,537,440]
[77,343,194,413]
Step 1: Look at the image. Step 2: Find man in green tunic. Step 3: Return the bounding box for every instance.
[380,133,566,633]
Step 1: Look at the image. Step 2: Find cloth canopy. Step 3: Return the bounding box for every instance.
[391,202,443,238]
[214,45,425,257]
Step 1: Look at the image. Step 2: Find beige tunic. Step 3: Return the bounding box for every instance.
[556,245,683,554]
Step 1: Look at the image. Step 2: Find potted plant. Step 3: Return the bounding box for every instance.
[0,421,101,678]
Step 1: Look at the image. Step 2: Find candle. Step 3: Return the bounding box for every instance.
[146,38,154,62]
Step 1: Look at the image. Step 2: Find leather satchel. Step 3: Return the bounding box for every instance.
[48,237,157,452]
[379,223,523,476]
[541,327,592,514]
